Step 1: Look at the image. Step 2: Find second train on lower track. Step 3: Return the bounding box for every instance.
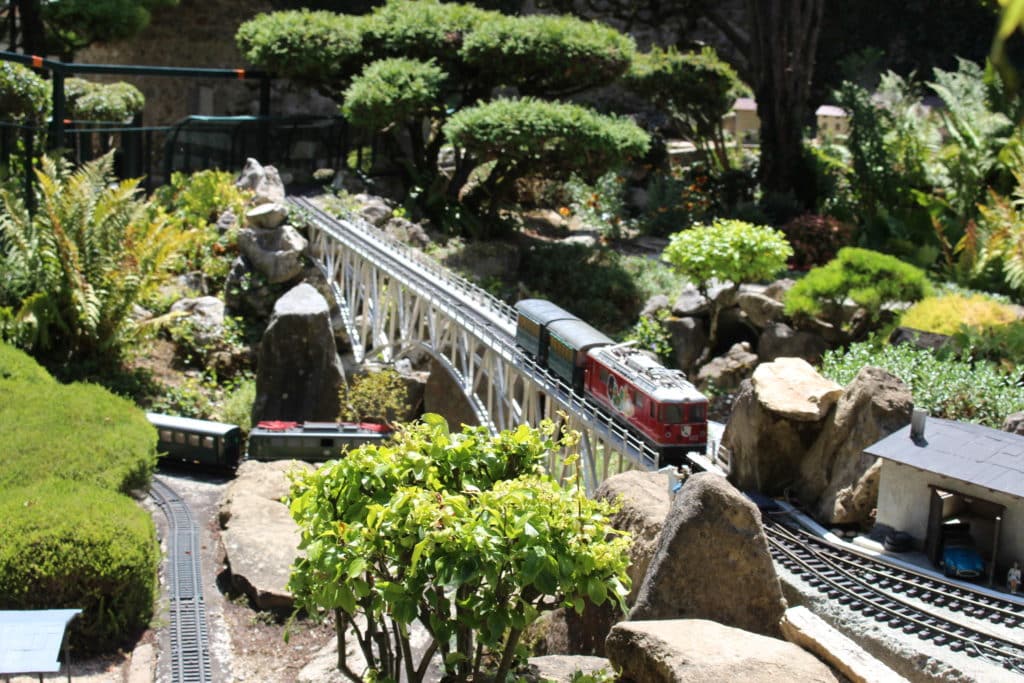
[514,299,708,466]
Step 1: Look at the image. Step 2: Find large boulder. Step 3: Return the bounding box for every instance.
[758,322,829,365]
[169,296,225,348]
[219,460,314,611]
[723,359,843,495]
[629,473,787,637]
[527,655,612,682]
[605,620,838,683]
[665,316,707,375]
[423,357,479,429]
[1004,411,1024,437]
[696,341,758,393]
[252,283,346,423]
[246,202,289,230]
[236,158,286,205]
[799,367,913,525]
[737,290,785,329]
[237,224,308,285]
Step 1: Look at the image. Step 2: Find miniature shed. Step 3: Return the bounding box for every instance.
[867,415,1024,585]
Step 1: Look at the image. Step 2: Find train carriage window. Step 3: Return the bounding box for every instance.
[174,432,186,444]
[159,429,173,443]
[661,405,684,424]
[634,392,643,408]
[320,438,335,448]
[188,434,200,447]
[598,367,609,383]
[691,403,706,421]
[649,401,656,419]
[519,316,540,336]
[202,436,215,450]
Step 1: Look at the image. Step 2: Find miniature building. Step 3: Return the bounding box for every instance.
[722,97,760,143]
[815,104,849,138]
[866,414,1024,585]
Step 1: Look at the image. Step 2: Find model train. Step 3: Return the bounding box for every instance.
[514,299,708,466]
[247,420,393,461]
[146,412,393,469]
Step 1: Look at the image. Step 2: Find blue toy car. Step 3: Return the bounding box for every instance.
[941,539,986,579]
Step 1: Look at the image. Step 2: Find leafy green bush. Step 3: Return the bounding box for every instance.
[0,375,157,493]
[342,58,446,129]
[784,247,932,327]
[626,310,673,365]
[625,46,746,170]
[0,480,158,654]
[339,367,411,424]
[0,61,51,123]
[151,169,249,282]
[899,293,1019,335]
[461,13,634,95]
[563,171,634,240]
[820,341,1023,427]
[0,153,188,366]
[780,213,856,270]
[288,416,630,682]
[949,320,1024,376]
[236,10,366,95]
[361,0,493,66]
[65,77,145,122]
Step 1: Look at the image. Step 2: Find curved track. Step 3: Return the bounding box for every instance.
[763,508,1024,674]
[150,477,213,683]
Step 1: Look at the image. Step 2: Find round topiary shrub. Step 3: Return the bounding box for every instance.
[64,78,145,122]
[0,480,159,654]
[0,342,56,384]
[900,293,1020,336]
[0,61,51,123]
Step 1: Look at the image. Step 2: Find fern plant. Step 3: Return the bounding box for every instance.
[0,153,187,367]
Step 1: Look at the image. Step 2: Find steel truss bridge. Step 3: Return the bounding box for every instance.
[289,196,719,492]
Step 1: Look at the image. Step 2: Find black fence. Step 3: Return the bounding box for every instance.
[0,50,374,199]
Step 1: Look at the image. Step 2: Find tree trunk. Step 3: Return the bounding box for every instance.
[13,0,45,55]
[747,0,823,207]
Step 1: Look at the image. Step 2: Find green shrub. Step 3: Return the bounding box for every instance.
[444,97,650,183]
[625,46,746,170]
[361,0,494,66]
[626,310,674,365]
[0,480,158,654]
[820,341,1023,427]
[339,367,411,424]
[0,376,157,493]
[0,341,56,383]
[0,61,51,123]
[342,58,446,129]
[784,247,932,325]
[461,13,634,95]
[900,293,1019,335]
[236,10,366,95]
[65,78,145,122]
[781,213,856,270]
[949,320,1024,375]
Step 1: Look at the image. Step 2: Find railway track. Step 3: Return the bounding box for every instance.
[762,508,1024,675]
[150,477,213,683]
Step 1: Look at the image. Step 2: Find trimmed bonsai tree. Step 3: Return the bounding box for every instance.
[237,1,647,234]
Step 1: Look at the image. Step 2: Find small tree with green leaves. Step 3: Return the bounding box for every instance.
[784,247,932,339]
[287,415,631,683]
[338,367,412,424]
[662,219,792,365]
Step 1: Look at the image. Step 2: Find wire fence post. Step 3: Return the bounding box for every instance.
[49,67,65,151]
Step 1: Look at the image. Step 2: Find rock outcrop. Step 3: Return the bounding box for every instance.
[423,357,479,429]
[236,158,286,205]
[219,460,314,611]
[526,655,613,682]
[169,295,225,348]
[252,283,345,423]
[605,620,838,683]
[630,473,787,637]
[799,366,913,525]
[723,358,843,495]
[696,341,758,392]
[236,223,308,285]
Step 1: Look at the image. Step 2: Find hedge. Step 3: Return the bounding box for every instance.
[0,61,51,123]
[0,343,56,384]
[65,77,145,122]
[460,13,635,95]
[0,480,158,654]
[236,9,366,92]
[0,361,157,494]
[444,97,650,180]
[342,57,446,129]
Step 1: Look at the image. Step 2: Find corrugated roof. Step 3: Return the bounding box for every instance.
[0,609,81,674]
[865,417,1024,500]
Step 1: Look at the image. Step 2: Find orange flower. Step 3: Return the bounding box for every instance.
[558,206,571,217]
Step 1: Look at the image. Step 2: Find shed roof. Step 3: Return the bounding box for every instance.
[0,609,81,675]
[815,104,847,117]
[865,417,1024,500]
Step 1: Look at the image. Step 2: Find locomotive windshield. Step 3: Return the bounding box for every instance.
[660,404,684,424]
